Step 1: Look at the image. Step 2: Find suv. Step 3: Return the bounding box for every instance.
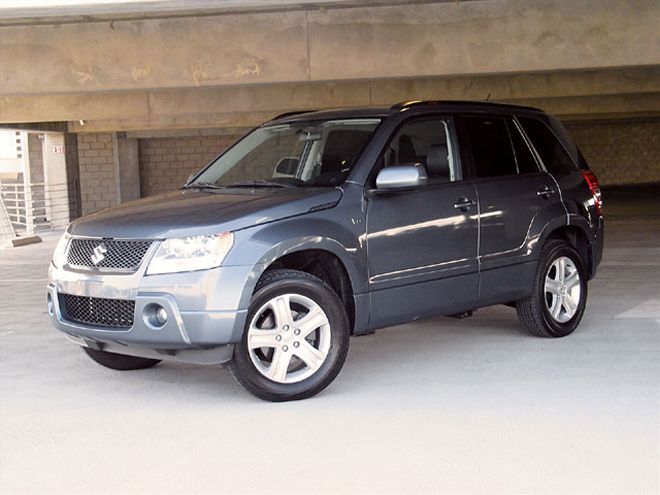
[48,101,604,401]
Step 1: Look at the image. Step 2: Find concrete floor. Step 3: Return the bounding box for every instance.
[1,203,659,494]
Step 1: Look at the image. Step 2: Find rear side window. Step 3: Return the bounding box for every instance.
[507,120,540,174]
[519,117,577,175]
[462,116,516,177]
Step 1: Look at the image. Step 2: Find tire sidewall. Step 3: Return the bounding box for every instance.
[537,243,588,337]
[232,275,349,400]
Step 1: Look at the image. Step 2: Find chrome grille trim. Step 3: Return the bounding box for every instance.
[66,238,153,271]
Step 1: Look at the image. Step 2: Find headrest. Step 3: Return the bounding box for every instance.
[426,144,450,178]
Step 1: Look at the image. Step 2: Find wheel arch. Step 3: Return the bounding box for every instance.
[237,236,365,335]
[537,222,593,277]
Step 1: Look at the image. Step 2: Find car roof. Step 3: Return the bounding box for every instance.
[268,100,545,124]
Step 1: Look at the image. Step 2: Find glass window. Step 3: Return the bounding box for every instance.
[507,120,539,174]
[462,116,517,178]
[381,118,457,183]
[518,117,577,175]
[192,118,380,188]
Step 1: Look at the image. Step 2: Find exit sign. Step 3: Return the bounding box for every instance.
[52,145,65,154]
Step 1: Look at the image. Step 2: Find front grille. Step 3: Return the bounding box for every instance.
[67,238,153,271]
[59,293,135,329]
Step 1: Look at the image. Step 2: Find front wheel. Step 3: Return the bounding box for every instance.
[516,240,588,338]
[229,269,350,402]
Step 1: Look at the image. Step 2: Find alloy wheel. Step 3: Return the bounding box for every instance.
[247,293,331,384]
[544,256,581,323]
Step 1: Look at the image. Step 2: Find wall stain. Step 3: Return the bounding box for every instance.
[131,65,152,81]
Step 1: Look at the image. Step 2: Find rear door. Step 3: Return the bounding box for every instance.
[457,114,566,306]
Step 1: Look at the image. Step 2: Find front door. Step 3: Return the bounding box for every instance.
[365,116,479,329]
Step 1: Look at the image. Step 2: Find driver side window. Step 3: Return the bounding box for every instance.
[381,118,458,184]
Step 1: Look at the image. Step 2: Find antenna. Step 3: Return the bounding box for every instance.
[485,92,491,101]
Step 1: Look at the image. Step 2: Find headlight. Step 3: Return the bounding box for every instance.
[146,232,234,275]
[51,232,70,268]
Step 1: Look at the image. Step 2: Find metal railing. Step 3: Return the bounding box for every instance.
[0,181,77,236]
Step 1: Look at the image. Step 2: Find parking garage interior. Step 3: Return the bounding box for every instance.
[0,1,658,493]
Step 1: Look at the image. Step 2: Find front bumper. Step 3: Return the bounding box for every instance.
[48,261,258,364]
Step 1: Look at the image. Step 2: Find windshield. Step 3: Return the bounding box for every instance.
[190,118,381,188]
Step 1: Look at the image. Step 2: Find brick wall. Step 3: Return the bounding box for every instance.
[138,135,240,197]
[566,121,660,186]
[77,133,117,215]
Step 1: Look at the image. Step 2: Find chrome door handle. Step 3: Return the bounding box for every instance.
[537,186,556,198]
[454,197,477,211]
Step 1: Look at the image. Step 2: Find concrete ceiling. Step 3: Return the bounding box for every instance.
[0,0,462,25]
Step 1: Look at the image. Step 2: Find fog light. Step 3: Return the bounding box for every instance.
[144,303,168,329]
[47,293,54,316]
[156,307,168,325]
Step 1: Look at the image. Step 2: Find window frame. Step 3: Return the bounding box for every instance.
[457,114,522,180]
[515,115,580,175]
[365,114,465,190]
[507,117,543,175]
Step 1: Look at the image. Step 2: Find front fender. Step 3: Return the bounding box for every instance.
[223,212,366,313]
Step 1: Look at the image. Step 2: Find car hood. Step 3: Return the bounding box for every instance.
[69,187,342,239]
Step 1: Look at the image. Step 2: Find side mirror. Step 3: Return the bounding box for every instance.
[375,164,427,191]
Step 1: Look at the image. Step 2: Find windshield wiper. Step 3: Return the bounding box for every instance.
[182,181,224,190]
[223,180,295,189]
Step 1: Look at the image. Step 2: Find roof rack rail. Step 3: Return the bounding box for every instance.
[390,100,441,111]
[270,110,317,121]
[390,99,544,113]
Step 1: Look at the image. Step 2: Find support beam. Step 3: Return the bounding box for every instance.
[0,0,658,96]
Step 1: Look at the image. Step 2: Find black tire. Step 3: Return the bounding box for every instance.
[516,239,588,338]
[229,269,350,402]
[81,347,161,370]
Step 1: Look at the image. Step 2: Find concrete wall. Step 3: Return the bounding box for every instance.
[567,121,660,186]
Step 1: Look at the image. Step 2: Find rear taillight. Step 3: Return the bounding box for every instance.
[581,170,602,216]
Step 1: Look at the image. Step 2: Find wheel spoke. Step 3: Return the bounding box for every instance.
[550,296,562,319]
[293,341,326,371]
[297,306,329,338]
[556,258,566,283]
[563,294,577,315]
[545,278,562,295]
[270,295,293,328]
[266,348,292,382]
[565,271,580,290]
[247,329,279,350]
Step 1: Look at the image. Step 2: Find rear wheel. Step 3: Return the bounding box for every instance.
[229,269,350,402]
[81,347,161,370]
[516,240,588,337]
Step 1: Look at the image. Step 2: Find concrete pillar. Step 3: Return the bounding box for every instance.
[42,133,70,229]
[113,132,140,203]
[21,132,34,234]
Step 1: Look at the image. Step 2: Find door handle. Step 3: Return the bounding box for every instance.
[537,185,556,198]
[454,197,477,211]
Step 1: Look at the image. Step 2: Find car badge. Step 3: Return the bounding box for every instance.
[91,243,108,265]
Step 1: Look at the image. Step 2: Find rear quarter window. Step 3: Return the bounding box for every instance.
[519,117,578,175]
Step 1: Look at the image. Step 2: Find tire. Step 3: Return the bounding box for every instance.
[229,269,350,402]
[516,239,588,338]
[81,347,161,370]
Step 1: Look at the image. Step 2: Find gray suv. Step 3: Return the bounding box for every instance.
[48,101,604,401]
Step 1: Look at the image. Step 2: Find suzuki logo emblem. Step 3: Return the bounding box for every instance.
[91,243,108,265]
